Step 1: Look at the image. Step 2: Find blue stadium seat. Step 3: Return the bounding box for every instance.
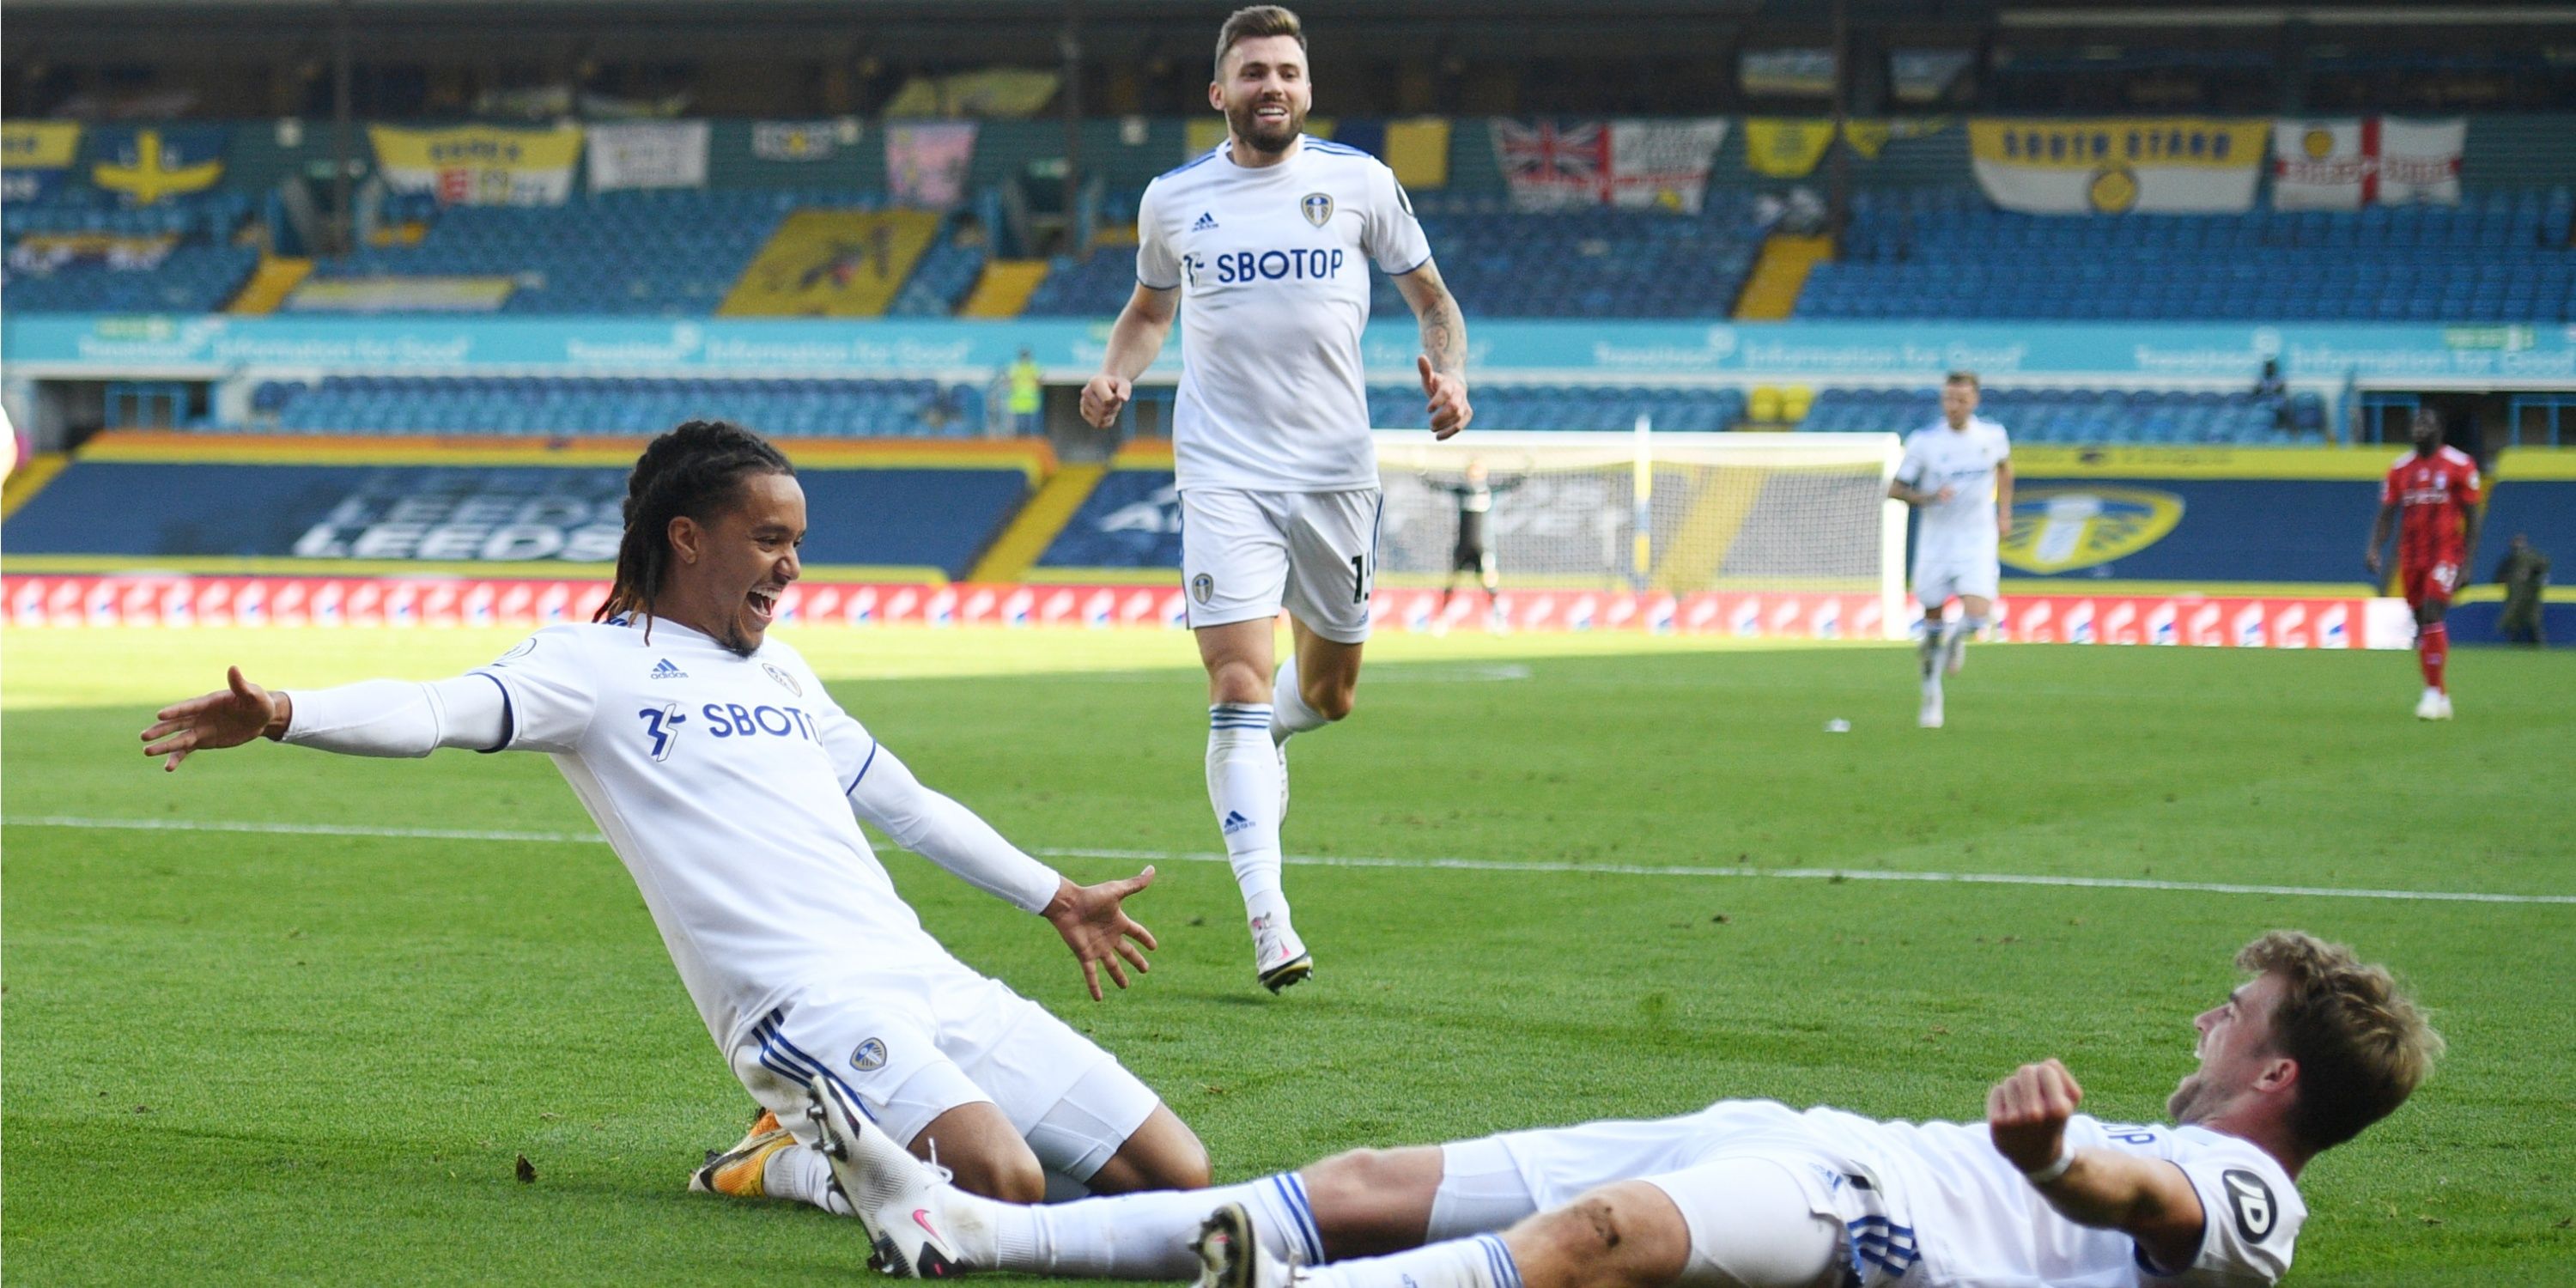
[1787,383,2306,445]
[1799,187,2575,323]
[243,376,989,439]
[1023,192,1771,321]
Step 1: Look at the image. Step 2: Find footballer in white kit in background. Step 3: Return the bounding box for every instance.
[139,421,1212,1214]
[1081,4,1473,992]
[805,931,2440,1288]
[1887,371,2013,730]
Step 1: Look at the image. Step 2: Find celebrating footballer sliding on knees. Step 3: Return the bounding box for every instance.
[140,420,1214,1213]
[1078,4,1473,993]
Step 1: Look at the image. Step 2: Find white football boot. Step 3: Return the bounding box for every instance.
[1194,1202,1297,1288]
[1918,691,1945,730]
[2414,688,2446,720]
[1251,912,1312,993]
[805,1076,985,1278]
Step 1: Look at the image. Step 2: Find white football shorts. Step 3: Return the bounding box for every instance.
[728,958,1157,1182]
[1911,556,2001,610]
[1180,487,1382,644]
[1429,1101,1875,1288]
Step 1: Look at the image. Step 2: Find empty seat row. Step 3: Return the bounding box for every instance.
[234,376,990,439]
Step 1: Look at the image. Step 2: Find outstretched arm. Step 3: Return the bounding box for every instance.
[848,746,1157,999]
[1989,1060,2207,1273]
[142,666,507,770]
[1394,261,1472,439]
[1081,285,1179,429]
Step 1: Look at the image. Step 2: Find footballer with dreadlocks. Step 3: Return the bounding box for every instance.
[142,419,1213,1217]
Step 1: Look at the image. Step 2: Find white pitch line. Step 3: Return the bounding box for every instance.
[1036,847,2576,906]
[9,815,607,845]
[12,814,2573,907]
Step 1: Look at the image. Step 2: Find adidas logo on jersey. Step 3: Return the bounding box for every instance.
[650,659,688,679]
[1192,210,1218,230]
[1221,810,1254,835]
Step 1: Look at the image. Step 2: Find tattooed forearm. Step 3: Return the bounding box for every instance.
[1419,291,1466,377]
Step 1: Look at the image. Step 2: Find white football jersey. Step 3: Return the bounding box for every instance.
[1895,416,2012,572]
[1137,136,1433,493]
[1797,1108,2305,1285]
[474,618,963,1049]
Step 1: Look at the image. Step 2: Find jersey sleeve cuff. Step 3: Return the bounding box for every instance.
[469,671,516,754]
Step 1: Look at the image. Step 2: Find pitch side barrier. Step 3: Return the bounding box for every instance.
[9,434,2568,648]
[0,572,2415,650]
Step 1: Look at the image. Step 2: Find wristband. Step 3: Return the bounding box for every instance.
[2023,1145,2075,1186]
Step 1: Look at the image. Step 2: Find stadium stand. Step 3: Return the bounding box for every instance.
[2,189,260,313]
[1799,386,2327,444]
[1368,383,1747,433]
[1024,191,1768,319]
[1358,382,2323,443]
[887,220,988,318]
[1800,187,2576,321]
[244,375,988,438]
[306,190,887,316]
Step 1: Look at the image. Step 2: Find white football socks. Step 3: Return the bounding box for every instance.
[762,1143,856,1216]
[1208,703,1287,918]
[969,1171,1321,1279]
[1948,617,1985,670]
[1917,622,1945,697]
[1303,1234,1523,1288]
[1269,663,1330,744]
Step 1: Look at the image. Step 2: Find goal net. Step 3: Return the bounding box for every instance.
[1373,429,1907,635]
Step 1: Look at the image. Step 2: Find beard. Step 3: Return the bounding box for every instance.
[2167,1072,2212,1124]
[1226,94,1304,155]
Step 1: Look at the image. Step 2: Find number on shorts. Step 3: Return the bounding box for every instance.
[1351,553,1368,604]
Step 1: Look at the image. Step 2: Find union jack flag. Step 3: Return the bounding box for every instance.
[1492,118,1613,207]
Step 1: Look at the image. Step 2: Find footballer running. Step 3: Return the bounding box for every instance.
[1080,5,1473,991]
[1886,371,2013,730]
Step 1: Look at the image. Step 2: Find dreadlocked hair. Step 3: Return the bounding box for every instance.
[595,420,794,633]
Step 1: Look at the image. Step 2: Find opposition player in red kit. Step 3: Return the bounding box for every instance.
[2366,410,2482,720]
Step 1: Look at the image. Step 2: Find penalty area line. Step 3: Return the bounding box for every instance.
[9,814,2573,907]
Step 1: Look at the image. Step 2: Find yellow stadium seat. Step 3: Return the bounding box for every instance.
[1747,386,1783,423]
[1781,385,1815,422]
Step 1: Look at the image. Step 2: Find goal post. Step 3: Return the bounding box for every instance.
[1372,428,1909,638]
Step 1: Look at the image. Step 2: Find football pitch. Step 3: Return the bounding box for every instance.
[5,625,2572,1285]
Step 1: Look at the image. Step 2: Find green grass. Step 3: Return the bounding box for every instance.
[5,626,2573,1285]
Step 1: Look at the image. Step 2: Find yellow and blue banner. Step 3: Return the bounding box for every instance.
[1968,117,2268,214]
[3,120,83,203]
[91,125,228,204]
[720,210,942,317]
[1742,118,1950,176]
[369,125,582,206]
[285,276,516,313]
